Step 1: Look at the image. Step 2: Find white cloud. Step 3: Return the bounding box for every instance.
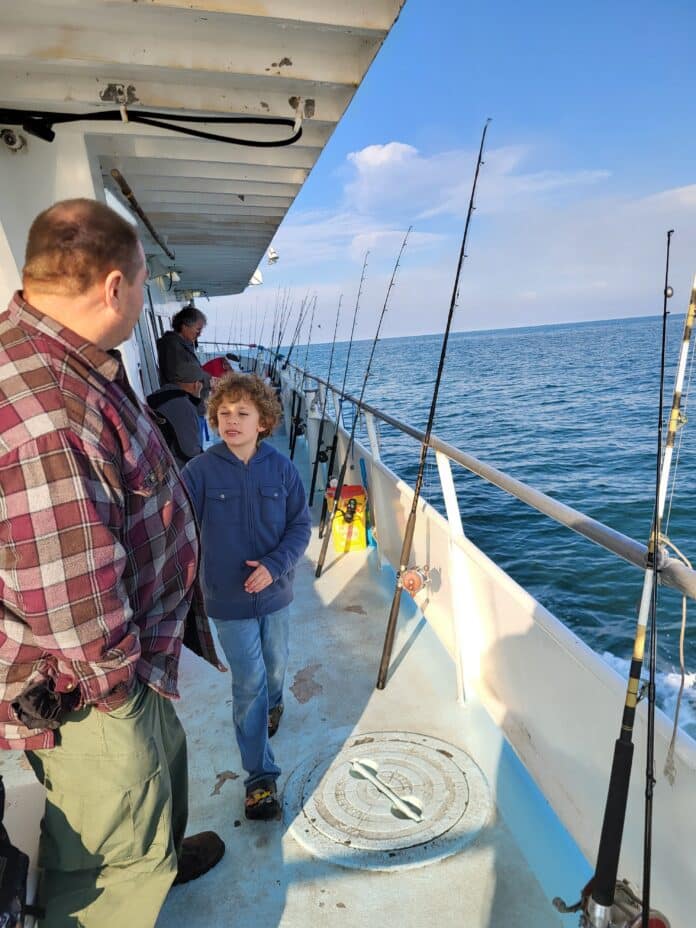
[347,141,418,170]
[343,141,610,221]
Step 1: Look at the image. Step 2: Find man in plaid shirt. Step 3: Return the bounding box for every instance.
[0,199,226,926]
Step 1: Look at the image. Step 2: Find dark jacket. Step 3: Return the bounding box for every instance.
[181,441,311,620]
[156,330,210,393]
[146,384,202,469]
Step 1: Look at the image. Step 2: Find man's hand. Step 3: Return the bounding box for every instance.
[12,679,80,730]
[244,560,273,594]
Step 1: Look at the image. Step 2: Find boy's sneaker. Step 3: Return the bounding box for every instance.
[245,778,280,821]
[268,703,284,738]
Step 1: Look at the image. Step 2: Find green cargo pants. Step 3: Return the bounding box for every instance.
[26,680,188,928]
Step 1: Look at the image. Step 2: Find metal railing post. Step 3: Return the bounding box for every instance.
[435,450,468,704]
[364,412,390,568]
[365,411,382,462]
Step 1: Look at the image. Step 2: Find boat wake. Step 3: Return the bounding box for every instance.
[601,651,696,738]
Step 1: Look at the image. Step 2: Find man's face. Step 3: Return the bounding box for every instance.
[181,318,205,344]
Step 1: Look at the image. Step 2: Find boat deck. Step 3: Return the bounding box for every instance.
[158,433,574,927]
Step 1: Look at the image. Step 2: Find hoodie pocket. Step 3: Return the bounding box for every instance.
[204,488,243,526]
[259,484,286,527]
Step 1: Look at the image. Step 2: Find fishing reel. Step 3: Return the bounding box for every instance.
[400,565,430,595]
[554,879,670,928]
[316,444,329,463]
[338,497,358,524]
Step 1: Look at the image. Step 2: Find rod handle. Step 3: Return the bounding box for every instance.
[592,738,635,907]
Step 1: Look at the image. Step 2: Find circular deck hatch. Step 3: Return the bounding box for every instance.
[284,730,491,870]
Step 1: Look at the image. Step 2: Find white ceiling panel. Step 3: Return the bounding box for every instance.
[0,0,405,295]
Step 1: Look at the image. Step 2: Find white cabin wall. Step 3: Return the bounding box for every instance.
[141,282,183,395]
[0,129,104,306]
[0,223,20,300]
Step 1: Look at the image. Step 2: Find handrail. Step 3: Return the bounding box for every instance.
[272,355,696,602]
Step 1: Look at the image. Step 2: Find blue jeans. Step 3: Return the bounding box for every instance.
[211,607,289,786]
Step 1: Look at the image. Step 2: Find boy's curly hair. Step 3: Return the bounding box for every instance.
[207,372,281,440]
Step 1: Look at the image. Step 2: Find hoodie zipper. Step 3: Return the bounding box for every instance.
[244,460,259,618]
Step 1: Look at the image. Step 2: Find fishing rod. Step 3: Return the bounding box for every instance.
[289,297,316,459]
[286,297,311,454]
[253,304,266,373]
[269,289,290,381]
[308,296,342,506]
[271,290,293,381]
[283,294,312,370]
[376,120,490,689]
[301,297,317,375]
[283,294,309,460]
[254,305,268,345]
[573,234,692,928]
[257,304,267,342]
[640,234,672,928]
[315,229,411,578]
[317,253,368,536]
[267,295,281,377]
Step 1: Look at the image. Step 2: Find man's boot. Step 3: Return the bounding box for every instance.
[172,832,225,886]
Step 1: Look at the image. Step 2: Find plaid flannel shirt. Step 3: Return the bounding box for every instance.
[0,293,223,750]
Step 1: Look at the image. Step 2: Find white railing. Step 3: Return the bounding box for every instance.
[274,358,696,601]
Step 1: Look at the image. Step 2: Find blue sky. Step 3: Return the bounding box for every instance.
[209,0,696,342]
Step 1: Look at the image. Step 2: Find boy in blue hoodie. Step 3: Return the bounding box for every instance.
[182,374,311,819]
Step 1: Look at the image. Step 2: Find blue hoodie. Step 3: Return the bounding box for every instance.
[182,441,311,619]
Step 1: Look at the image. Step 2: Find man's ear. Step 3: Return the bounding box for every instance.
[103,268,124,311]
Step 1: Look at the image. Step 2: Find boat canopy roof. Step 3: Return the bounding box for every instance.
[0,0,404,296]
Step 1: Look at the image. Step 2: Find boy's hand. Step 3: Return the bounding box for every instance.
[244,560,273,594]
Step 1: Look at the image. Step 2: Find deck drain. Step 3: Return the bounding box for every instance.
[284,730,490,871]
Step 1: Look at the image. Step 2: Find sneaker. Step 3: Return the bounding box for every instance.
[268,703,284,738]
[172,831,225,886]
[245,778,280,821]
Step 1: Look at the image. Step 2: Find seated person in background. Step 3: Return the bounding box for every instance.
[147,374,204,469]
[202,355,232,380]
[202,353,243,380]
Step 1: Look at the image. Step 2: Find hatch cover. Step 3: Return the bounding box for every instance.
[283,731,491,871]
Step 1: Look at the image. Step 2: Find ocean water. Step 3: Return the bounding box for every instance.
[297,313,696,735]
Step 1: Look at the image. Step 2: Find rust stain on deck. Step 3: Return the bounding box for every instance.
[211,770,239,796]
[343,604,366,616]
[291,662,322,704]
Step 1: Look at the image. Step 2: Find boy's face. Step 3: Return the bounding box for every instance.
[216,394,265,460]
